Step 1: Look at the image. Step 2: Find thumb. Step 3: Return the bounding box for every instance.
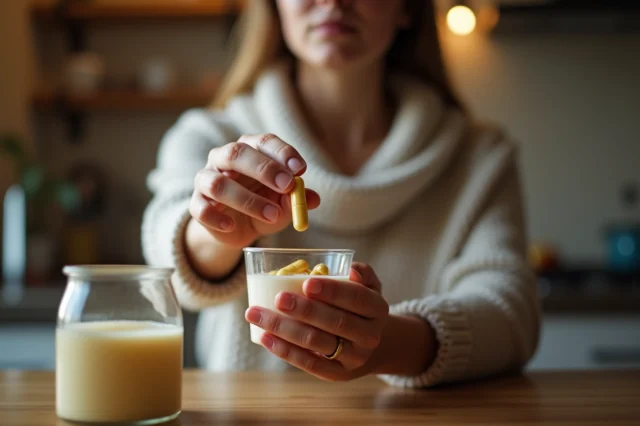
[349,262,382,293]
[349,267,364,284]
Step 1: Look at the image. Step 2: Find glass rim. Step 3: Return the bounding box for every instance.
[243,248,355,255]
[63,265,174,280]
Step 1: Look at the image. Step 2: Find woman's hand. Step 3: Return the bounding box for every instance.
[190,134,321,249]
[245,262,390,381]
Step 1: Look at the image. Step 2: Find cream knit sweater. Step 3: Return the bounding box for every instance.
[142,63,540,388]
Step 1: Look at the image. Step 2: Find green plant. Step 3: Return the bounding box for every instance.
[1,134,80,231]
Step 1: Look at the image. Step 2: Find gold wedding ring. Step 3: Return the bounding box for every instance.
[324,336,344,360]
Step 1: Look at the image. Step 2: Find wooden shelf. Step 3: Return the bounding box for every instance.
[32,86,214,111]
[31,0,243,21]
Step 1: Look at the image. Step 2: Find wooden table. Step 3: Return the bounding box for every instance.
[2,370,639,425]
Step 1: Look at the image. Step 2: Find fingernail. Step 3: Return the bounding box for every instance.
[246,308,262,324]
[220,219,233,230]
[287,158,305,174]
[262,334,274,349]
[277,292,295,311]
[306,280,323,295]
[351,268,363,282]
[275,172,293,190]
[263,205,279,223]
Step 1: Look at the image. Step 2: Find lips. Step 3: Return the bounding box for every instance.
[312,21,357,37]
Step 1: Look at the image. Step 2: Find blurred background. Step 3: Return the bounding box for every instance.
[1,0,639,370]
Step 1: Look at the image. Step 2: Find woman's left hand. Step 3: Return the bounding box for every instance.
[245,262,389,381]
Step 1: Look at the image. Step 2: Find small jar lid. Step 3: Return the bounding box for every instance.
[63,265,173,281]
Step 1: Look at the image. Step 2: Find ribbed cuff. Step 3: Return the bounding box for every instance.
[378,296,472,388]
[170,211,248,311]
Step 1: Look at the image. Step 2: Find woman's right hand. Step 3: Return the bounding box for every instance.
[189,134,321,249]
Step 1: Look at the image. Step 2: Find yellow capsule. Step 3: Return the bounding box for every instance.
[290,177,308,232]
[310,263,329,276]
[268,270,277,276]
[276,259,309,276]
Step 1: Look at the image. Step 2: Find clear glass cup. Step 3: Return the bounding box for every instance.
[56,265,183,425]
[243,248,354,344]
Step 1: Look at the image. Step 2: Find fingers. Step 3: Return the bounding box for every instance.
[238,134,307,175]
[303,189,321,210]
[189,193,235,232]
[208,142,296,194]
[245,305,370,371]
[249,188,321,236]
[207,133,307,195]
[273,292,381,350]
[349,268,364,284]
[350,262,383,293]
[279,189,321,212]
[303,278,389,320]
[196,134,321,236]
[245,306,338,357]
[195,169,282,224]
[259,333,346,382]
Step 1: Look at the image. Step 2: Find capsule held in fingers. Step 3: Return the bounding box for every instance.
[310,263,329,276]
[276,259,309,276]
[290,177,308,232]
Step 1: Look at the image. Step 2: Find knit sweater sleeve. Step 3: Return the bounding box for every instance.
[380,164,540,387]
[141,109,247,311]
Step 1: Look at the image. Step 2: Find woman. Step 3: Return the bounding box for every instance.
[142,0,539,387]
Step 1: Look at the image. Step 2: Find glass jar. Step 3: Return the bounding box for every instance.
[56,265,183,425]
[243,248,354,344]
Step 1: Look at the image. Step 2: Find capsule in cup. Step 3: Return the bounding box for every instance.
[310,264,329,276]
[276,259,309,276]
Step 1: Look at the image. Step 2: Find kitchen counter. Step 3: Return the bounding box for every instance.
[2,370,639,425]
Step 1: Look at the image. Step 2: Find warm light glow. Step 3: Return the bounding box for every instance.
[446,5,477,36]
[478,5,500,32]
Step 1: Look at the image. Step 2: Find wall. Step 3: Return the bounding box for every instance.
[441,31,640,263]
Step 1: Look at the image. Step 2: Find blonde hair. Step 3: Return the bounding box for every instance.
[213,0,461,109]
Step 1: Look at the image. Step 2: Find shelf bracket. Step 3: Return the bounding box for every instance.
[54,0,86,142]
[53,95,85,143]
[67,110,85,144]
[56,0,86,52]
[66,20,86,53]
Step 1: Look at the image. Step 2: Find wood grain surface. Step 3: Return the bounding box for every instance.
[1,370,639,425]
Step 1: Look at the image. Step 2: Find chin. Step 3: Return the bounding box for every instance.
[306,46,366,70]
